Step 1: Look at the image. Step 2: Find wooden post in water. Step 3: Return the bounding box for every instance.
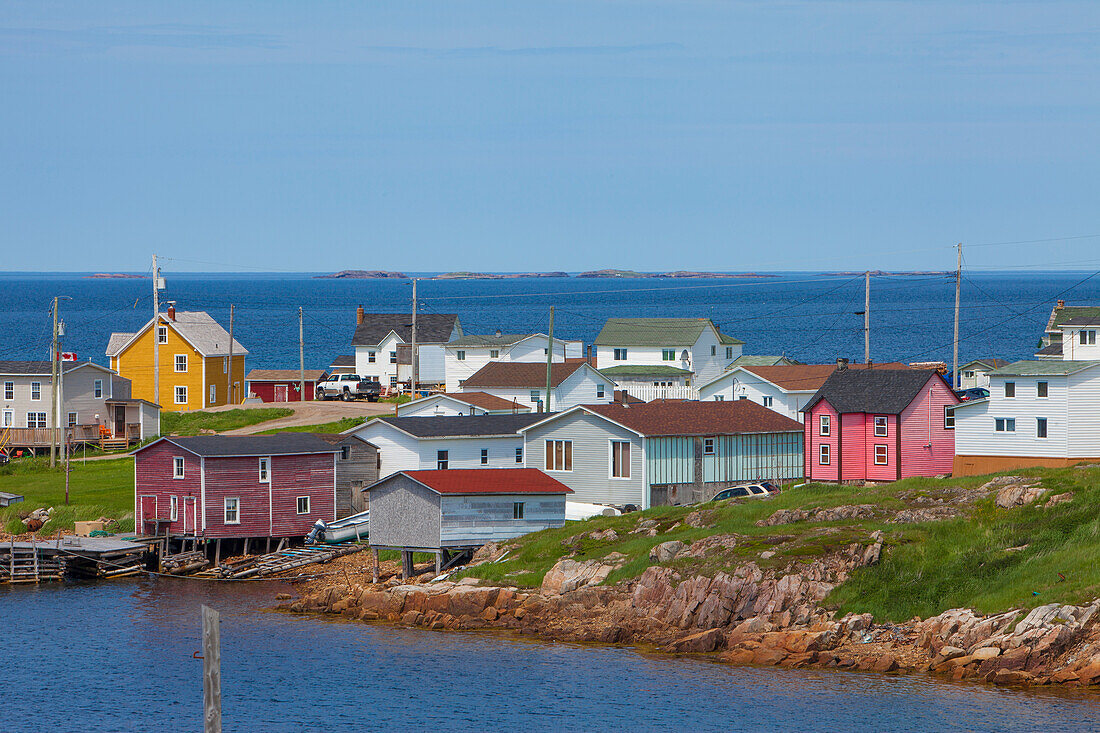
[201,604,222,733]
[372,548,379,583]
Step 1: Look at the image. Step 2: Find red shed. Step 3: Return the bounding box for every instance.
[246,369,327,402]
[133,434,338,540]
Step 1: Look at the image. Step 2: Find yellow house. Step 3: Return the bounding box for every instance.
[106,308,248,412]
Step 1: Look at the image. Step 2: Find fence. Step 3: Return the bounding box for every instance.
[622,385,699,402]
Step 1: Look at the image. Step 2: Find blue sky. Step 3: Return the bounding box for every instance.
[2,1,1099,272]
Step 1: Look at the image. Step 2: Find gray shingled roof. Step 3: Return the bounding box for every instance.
[988,360,1100,376]
[351,313,460,346]
[0,361,53,375]
[106,311,248,357]
[802,369,944,415]
[372,412,551,438]
[594,318,743,346]
[1035,343,1063,357]
[149,434,339,457]
[447,333,533,347]
[1047,305,1100,333]
[106,333,134,356]
[727,355,799,368]
[1058,315,1100,327]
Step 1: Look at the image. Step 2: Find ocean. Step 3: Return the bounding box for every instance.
[1,271,1097,371]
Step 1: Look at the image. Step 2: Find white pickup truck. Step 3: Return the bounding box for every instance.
[314,374,382,402]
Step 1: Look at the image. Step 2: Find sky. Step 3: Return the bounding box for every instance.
[2,1,1099,273]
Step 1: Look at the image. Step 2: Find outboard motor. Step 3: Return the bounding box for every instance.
[304,518,327,545]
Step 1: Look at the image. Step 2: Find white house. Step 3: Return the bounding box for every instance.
[593,318,743,390]
[952,360,1100,476]
[349,413,549,477]
[443,332,583,392]
[956,359,1009,389]
[351,310,462,389]
[1035,301,1100,359]
[395,392,532,417]
[458,361,616,412]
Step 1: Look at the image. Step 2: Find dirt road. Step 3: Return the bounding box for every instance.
[220,400,394,434]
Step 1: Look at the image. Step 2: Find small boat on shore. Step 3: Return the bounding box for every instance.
[305,510,369,544]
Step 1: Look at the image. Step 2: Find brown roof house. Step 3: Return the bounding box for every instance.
[519,400,804,508]
[395,391,533,417]
[458,360,617,412]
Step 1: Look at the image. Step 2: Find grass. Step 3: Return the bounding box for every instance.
[160,407,294,436]
[382,394,411,405]
[0,456,136,534]
[456,465,1100,623]
[256,416,372,435]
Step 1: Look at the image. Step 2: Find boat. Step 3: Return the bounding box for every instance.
[310,510,370,544]
[565,501,621,521]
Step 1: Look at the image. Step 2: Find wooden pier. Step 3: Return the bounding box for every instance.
[0,535,153,584]
[193,540,368,580]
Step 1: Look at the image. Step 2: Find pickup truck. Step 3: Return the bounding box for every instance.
[314,374,382,402]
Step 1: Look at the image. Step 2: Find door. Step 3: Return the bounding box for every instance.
[1,409,12,428]
[274,384,288,402]
[114,406,126,438]
[139,495,158,534]
[183,496,197,535]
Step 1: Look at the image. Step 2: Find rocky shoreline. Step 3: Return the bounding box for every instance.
[285,535,1100,689]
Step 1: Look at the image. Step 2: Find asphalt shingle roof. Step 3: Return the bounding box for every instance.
[373,412,552,438]
[598,364,694,377]
[446,333,533,347]
[801,369,944,415]
[580,400,803,437]
[461,360,592,389]
[1048,305,1100,332]
[727,355,799,367]
[106,311,248,358]
[351,313,459,346]
[149,434,339,457]
[0,361,53,375]
[988,360,1100,376]
[594,318,742,346]
[1034,343,1063,356]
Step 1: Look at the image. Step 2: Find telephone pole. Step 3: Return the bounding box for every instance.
[50,297,59,467]
[298,307,306,401]
[227,304,235,404]
[152,254,161,407]
[544,306,555,413]
[864,271,871,364]
[953,243,962,389]
[410,279,418,397]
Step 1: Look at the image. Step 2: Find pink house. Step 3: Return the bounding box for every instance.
[801,368,959,483]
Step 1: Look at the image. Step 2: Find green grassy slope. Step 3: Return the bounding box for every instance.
[0,457,136,534]
[160,407,293,436]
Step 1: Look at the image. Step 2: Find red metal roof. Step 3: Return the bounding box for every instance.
[402,468,574,495]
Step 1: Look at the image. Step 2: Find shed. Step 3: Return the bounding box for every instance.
[247,369,328,402]
[310,433,379,517]
[363,468,571,573]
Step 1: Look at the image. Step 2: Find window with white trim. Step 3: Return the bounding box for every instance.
[258,457,271,483]
[545,440,572,471]
[819,444,830,465]
[515,446,523,464]
[490,349,499,359]
[3,381,12,400]
[713,395,725,401]
[456,350,466,361]
[596,384,605,399]
[1037,381,1048,398]
[513,502,525,520]
[224,497,240,524]
[1036,417,1048,439]
[27,412,47,428]
[662,348,676,361]
[67,412,77,427]
[436,450,448,470]
[1004,381,1015,398]
[389,375,397,387]
[174,386,187,404]
[169,495,178,521]
[1080,330,1097,345]
[944,406,955,429]
[610,440,631,478]
[93,379,103,398]
[614,348,627,361]
[480,448,488,465]
[296,496,310,514]
[762,396,773,408]
[209,384,216,404]
[874,445,888,465]
[874,416,888,437]
[368,351,376,363]
[389,351,398,364]
[223,357,228,373]
[819,414,830,436]
[157,326,168,344]
[31,382,41,400]
[173,456,185,478]
[175,354,187,372]
[530,390,541,403]
[2,410,14,427]
[995,418,1016,433]
[726,347,733,359]
[703,437,715,455]
[711,345,717,356]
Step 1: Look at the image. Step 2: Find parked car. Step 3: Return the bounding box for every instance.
[954,387,990,402]
[314,374,382,402]
[711,483,780,502]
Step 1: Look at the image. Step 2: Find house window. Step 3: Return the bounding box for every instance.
[1004,382,1015,398]
[543,348,549,355]
[437,450,449,470]
[67,412,77,427]
[597,384,605,399]
[515,447,523,464]
[819,444,831,465]
[389,351,398,364]
[995,418,1016,433]
[27,412,47,428]
[662,348,676,361]
[175,386,187,404]
[175,354,187,372]
[763,396,773,408]
[513,502,525,520]
[944,406,955,429]
[1037,381,1048,398]
[341,446,350,460]
[614,348,627,361]
[874,416,888,437]
[703,437,715,455]
[726,347,733,359]
[713,395,725,401]
[296,496,310,514]
[157,326,168,344]
[223,356,228,373]
[711,345,717,356]
[368,351,376,363]
[1080,330,1097,345]
[169,496,178,521]
[31,382,41,400]
[457,350,466,361]
[738,395,748,401]
[258,457,270,483]
[819,414,831,436]
[3,381,12,399]
[530,390,541,403]
[209,384,217,404]
[874,445,888,465]
[610,440,631,478]
[1036,417,1048,439]
[490,349,499,359]
[389,375,398,387]
[1,410,11,427]
[224,497,240,524]
[545,440,572,471]
[93,379,103,398]
[173,456,185,478]
[480,448,488,465]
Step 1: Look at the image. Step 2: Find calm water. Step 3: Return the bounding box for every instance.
[2,579,1099,732]
[1,271,1099,370]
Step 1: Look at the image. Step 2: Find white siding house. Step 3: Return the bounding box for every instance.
[458,361,615,412]
[351,312,462,389]
[957,359,1008,389]
[444,333,583,392]
[593,318,743,388]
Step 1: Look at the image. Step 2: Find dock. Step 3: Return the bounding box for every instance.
[0,535,153,584]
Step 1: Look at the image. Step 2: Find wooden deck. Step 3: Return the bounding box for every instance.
[0,535,153,583]
[1,424,141,453]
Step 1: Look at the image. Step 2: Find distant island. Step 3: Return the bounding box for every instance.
[432,271,570,280]
[577,269,777,279]
[84,273,148,279]
[314,270,410,279]
[823,270,952,276]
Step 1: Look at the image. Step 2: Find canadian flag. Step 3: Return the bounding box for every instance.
[60,352,78,362]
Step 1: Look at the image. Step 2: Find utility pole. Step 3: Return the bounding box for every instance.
[50,297,59,467]
[953,243,962,389]
[152,254,161,407]
[864,271,871,365]
[227,304,234,404]
[410,279,418,397]
[298,307,305,401]
[544,306,555,413]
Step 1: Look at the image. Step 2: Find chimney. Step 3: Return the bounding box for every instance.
[836,358,849,371]
[1056,299,1065,310]
[356,305,365,325]
[166,301,176,321]
[495,329,502,338]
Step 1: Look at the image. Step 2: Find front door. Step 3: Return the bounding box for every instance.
[139,495,158,534]
[274,384,288,402]
[114,406,126,438]
[183,496,197,535]
[1,409,12,428]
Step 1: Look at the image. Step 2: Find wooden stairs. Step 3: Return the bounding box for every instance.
[2,541,64,584]
[99,437,130,452]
